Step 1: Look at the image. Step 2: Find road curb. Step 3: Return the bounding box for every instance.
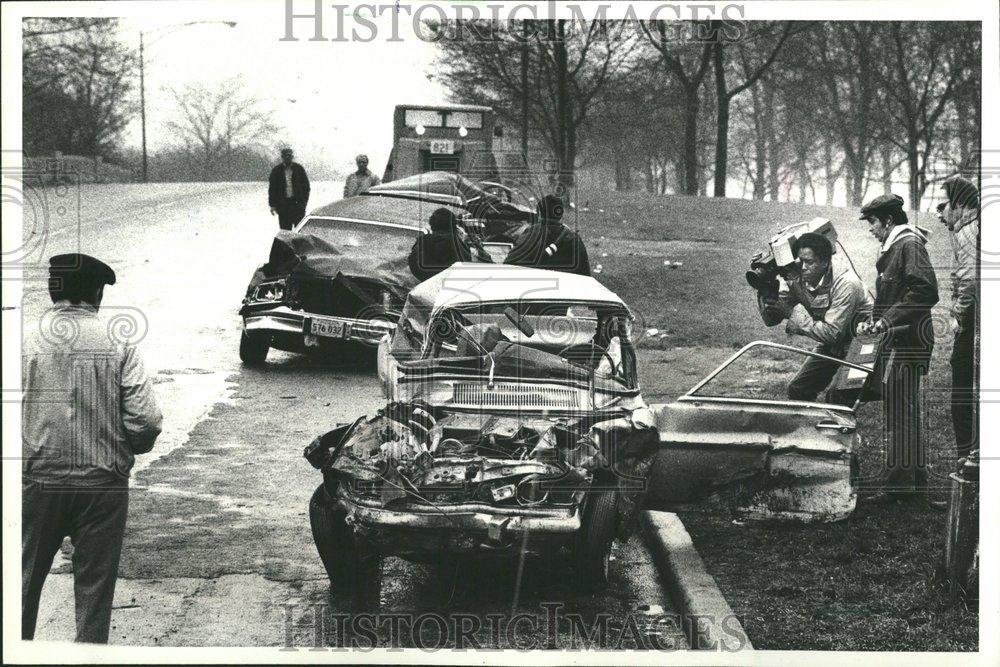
[640,509,753,651]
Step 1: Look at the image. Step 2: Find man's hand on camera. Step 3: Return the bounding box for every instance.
[763,298,792,320]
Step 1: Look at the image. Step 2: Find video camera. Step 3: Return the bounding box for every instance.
[746,218,838,297]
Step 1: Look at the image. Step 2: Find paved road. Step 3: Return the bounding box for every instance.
[18,182,686,649]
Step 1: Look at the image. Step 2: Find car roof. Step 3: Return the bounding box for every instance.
[306,193,465,230]
[394,103,493,113]
[407,263,630,316]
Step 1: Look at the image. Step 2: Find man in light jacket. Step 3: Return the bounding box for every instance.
[939,175,979,461]
[758,232,873,403]
[22,254,163,642]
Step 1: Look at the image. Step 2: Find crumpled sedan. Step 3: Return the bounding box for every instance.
[304,265,864,604]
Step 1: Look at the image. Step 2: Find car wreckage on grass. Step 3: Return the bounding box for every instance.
[304,264,868,604]
[238,172,531,364]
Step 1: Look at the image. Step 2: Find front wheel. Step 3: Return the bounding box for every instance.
[239,329,269,365]
[574,490,619,592]
[308,485,382,609]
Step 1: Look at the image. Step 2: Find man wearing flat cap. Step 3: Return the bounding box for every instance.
[22,254,162,642]
[939,175,980,462]
[504,195,592,276]
[268,148,311,230]
[343,154,381,198]
[856,194,940,505]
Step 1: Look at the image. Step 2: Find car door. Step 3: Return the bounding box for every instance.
[644,341,867,522]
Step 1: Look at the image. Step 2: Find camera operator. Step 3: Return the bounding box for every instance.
[757,233,872,403]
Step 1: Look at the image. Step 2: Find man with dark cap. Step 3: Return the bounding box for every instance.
[939,175,979,462]
[268,148,311,230]
[855,194,940,505]
[408,207,488,281]
[504,195,591,276]
[22,254,162,642]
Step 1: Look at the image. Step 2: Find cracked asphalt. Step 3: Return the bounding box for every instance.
[20,182,685,649]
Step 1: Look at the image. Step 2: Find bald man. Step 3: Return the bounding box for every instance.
[344,154,381,197]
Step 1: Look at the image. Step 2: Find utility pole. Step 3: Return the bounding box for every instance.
[138,21,236,184]
[520,20,529,167]
[140,32,147,182]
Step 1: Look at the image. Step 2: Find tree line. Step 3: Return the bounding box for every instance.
[22,18,280,182]
[431,20,981,208]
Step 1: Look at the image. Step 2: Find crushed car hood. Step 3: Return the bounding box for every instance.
[247,231,418,299]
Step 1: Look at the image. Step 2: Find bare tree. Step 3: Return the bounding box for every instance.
[23,18,137,158]
[710,21,797,196]
[166,77,278,181]
[430,20,637,188]
[878,22,979,208]
[638,21,714,195]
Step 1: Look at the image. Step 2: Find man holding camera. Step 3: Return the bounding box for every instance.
[855,194,939,503]
[758,232,872,403]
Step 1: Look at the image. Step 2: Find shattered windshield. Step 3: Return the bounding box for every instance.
[413,303,637,391]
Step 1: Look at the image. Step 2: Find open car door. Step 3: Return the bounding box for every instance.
[645,341,873,522]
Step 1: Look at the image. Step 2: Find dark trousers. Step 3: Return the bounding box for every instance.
[276,198,305,231]
[787,346,847,404]
[22,479,129,643]
[882,362,926,494]
[951,308,977,459]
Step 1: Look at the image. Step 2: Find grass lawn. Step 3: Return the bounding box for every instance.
[566,183,977,651]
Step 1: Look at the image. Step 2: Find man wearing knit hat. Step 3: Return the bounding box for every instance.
[939,175,980,461]
[504,194,591,276]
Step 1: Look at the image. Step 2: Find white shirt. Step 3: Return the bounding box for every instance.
[284,165,294,198]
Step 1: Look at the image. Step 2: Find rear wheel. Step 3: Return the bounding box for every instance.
[308,485,382,609]
[239,329,269,365]
[574,490,619,592]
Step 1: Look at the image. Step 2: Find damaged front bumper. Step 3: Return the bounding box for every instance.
[332,487,581,557]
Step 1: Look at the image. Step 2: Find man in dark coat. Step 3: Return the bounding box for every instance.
[408,208,480,281]
[856,194,939,504]
[268,148,311,230]
[504,195,591,276]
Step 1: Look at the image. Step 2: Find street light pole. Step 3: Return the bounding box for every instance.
[138,21,236,184]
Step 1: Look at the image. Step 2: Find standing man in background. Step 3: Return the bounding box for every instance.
[855,194,940,506]
[22,254,163,643]
[939,175,979,462]
[268,148,311,230]
[343,154,380,197]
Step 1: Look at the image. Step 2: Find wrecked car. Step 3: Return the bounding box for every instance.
[364,170,534,242]
[305,264,658,599]
[645,340,865,523]
[238,181,516,364]
[304,267,866,602]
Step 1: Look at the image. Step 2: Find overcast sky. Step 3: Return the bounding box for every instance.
[118,8,450,177]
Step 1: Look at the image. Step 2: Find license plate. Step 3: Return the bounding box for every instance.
[309,317,345,338]
[430,139,454,154]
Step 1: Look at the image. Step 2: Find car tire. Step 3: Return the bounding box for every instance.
[308,485,382,609]
[239,330,269,365]
[574,489,619,592]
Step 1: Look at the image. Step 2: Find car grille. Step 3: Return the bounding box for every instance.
[452,382,580,409]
